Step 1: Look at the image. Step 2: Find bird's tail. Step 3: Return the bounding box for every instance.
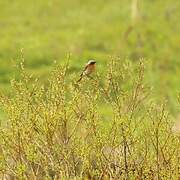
[77,73,83,83]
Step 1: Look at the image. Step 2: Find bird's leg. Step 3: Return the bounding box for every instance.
[86,75,96,81]
[86,74,93,79]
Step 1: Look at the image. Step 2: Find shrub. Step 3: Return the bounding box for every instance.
[0,58,179,179]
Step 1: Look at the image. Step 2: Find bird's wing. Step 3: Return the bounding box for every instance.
[77,65,88,82]
[80,65,88,76]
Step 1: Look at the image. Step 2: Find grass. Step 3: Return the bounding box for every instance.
[0,60,179,179]
[0,1,179,110]
[0,1,179,178]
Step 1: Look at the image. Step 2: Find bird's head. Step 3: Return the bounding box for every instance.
[87,60,96,65]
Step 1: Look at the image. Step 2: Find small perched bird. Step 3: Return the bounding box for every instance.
[77,60,96,82]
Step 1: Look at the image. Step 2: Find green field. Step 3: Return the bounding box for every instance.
[0,1,180,178]
[0,0,179,113]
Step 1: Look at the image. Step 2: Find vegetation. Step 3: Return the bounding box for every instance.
[0,0,179,179]
[0,60,179,179]
[0,0,179,112]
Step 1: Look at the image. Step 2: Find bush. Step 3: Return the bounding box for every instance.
[0,58,179,179]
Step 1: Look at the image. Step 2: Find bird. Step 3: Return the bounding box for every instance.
[77,60,96,82]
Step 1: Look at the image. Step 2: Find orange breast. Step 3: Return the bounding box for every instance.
[85,64,95,74]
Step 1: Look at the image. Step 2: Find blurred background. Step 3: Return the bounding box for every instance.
[0,0,179,113]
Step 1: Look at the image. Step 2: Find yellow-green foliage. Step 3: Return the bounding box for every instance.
[0,59,179,179]
[0,0,180,112]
